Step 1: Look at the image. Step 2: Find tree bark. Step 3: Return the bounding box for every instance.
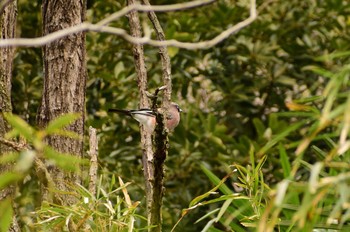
[127,0,164,231]
[127,1,173,231]
[0,0,15,123]
[0,0,20,231]
[37,0,87,205]
[143,1,173,230]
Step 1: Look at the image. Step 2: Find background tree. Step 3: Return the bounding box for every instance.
[0,0,20,231]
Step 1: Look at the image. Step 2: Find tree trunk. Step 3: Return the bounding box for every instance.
[37,0,86,205]
[0,0,20,231]
[126,0,163,231]
[0,0,16,126]
[127,1,174,231]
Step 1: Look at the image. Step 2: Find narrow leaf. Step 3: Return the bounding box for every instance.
[257,120,305,156]
[4,113,33,140]
[43,146,88,171]
[0,198,13,232]
[46,113,81,134]
[278,143,291,178]
[0,172,22,189]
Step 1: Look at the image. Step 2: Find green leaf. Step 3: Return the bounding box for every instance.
[257,120,305,156]
[0,152,19,164]
[278,143,291,178]
[43,146,88,171]
[114,61,125,79]
[0,198,13,232]
[194,208,220,224]
[314,51,350,62]
[189,175,229,207]
[0,172,22,189]
[302,66,334,78]
[48,129,81,140]
[168,47,179,58]
[4,113,34,140]
[208,135,226,151]
[200,164,233,195]
[293,96,324,104]
[207,114,217,132]
[216,198,234,222]
[45,113,81,135]
[253,118,266,138]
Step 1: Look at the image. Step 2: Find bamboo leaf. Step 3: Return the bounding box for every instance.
[278,143,291,178]
[4,113,34,140]
[0,198,13,232]
[257,120,305,156]
[43,146,88,171]
[0,172,22,189]
[46,113,81,135]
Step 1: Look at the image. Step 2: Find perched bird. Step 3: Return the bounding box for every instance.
[108,102,182,133]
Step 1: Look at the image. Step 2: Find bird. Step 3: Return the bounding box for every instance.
[108,102,182,133]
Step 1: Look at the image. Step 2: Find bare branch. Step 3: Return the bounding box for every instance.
[98,0,216,26]
[126,0,159,230]
[0,0,257,50]
[0,0,15,15]
[142,0,172,106]
[88,127,98,196]
[0,137,26,151]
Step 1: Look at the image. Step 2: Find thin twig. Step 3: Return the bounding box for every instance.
[143,0,174,229]
[0,0,257,50]
[127,0,156,230]
[88,127,98,196]
[0,0,15,15]
[150,85,166,110]
[98,0,216,26]
[0,137,26,151]
[142,0,172,106]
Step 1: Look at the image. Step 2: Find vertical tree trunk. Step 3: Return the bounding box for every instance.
[37,0,86,205]
[0,0,16,128]
[0,1,20,231]
[126,0,162,231]
[142,2,174,231]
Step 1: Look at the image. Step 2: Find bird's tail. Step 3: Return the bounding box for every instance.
[108,108,132,116]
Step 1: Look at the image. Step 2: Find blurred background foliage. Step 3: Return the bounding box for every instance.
[8,0,350,231]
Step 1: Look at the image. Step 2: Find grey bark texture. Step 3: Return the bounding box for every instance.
[127,0,163,231]
[0,0,20,231]
[127,1,173,231]
[38,0,87,206]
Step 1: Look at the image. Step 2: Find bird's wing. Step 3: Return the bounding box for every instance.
[130,109,155,117]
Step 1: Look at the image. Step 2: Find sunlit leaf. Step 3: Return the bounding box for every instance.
[45,113,81,135]
[0,172,22,189]
[0,152,19,164]
[43,146,88,171]
[4,113,34,140]
[257,120,305,156]
[0,198,13,232]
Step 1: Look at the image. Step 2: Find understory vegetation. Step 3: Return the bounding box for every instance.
[1,0,350,231]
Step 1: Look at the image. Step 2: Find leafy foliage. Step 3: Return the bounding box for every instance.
[3,0,350,231]
[32,176,145,231]
[0,113,88,229]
